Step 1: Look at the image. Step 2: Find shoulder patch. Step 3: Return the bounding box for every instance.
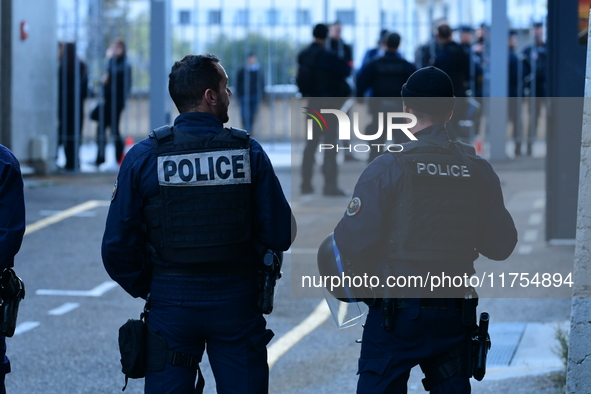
[111,180,118,202]
[346,197,362,216]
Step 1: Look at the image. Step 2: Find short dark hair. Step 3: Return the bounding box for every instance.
[437,24,453,40]
[387,33,401,50]
[168,54,222,113]
[313,24,329,39]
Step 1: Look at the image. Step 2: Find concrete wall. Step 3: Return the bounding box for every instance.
[7,0,57,173]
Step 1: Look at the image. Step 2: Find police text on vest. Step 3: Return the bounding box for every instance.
[416,162,470,177]
[158,149,251,186]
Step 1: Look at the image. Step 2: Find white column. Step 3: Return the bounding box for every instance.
[566,10,591,394]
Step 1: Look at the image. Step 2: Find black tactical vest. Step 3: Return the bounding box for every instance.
[142,125,253,264]
[386,137,483,263]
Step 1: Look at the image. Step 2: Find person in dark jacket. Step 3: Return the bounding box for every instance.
[356,33,416,162]
[521,22,547,156]
[94,37,132,166]
[327,21,353,97]
[334,67,517,393]
[297,24,350,196]
[236,53,265,134]
[360,29,389,69]
[327,21,357,162]
[508,30,523,155]
[102,54,295,393]
[58,42,88,171]
[434,24,471,141]
[0,145,25,393]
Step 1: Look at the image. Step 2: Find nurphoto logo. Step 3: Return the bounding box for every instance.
[303,107,418,153]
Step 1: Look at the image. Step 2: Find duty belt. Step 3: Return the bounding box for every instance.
[152,263,252,277]
[374,298,462,310]
[378,297,475,331]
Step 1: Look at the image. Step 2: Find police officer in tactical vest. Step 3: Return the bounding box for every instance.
[0,145,26,393]
[333,66,517,393]
[102,54,295,393]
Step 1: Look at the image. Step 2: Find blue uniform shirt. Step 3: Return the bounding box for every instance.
[102,112,295,300]
[334,125,517,275]
[0,145,25,271]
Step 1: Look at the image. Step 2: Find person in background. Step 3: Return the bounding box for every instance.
[521,22,547,156]
[508,29,523,156]
[58,42,88,171]
[94,37,132,166]
[356,32,416,162]
[236,53,265,134]
[357,29,389,99]
[360,29,389,69]
[327,21,357,162]
[297,24,350,196]
[434,24,471,141]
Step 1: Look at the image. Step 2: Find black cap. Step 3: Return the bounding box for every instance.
[401,66,455,115]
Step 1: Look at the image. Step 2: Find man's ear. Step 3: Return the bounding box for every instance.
[403,105,410,114]
[203,88,217,106]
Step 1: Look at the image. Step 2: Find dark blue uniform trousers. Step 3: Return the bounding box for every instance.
[0,337,8,394]
[357,304,471,394]
[145,294,273,394]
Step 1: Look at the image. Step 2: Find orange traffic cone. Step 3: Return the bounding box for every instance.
[474,137,483,156]
[119,136,134,165]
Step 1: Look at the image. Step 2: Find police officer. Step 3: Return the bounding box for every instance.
[434,24,472,142]
[297,24,351,196]
[360,29,389,69]
[0,144,26,393]
[356,32,416,162]
[102,54,295,393]
[333,67,517,393]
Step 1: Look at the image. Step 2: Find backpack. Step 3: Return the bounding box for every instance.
[296,45,323,96]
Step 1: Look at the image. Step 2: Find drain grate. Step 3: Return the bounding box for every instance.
[486,322,526,367]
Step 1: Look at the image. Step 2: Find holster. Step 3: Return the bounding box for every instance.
[146,326,205,394]
[421,311,491,391]
[381,299,395,331]
[257,250,282,315]
[0,269,25,337]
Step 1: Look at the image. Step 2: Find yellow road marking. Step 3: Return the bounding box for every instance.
[24,200,110,236]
